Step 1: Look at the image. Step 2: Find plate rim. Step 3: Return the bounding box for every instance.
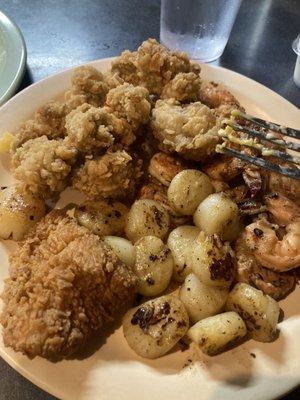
[0,57,299,400]
[0,10,27,106]
[1,56,299,116]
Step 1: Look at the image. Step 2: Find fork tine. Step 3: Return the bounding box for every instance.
[231,110,300,140]
[218,126,300,165]
[263,148,300,165]
[224,120,300,152]
[216,145,300,180]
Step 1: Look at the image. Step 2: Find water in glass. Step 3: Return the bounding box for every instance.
[160,0,242,62]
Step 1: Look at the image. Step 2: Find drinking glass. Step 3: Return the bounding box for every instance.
[292,34,300,87]
[160,0,242,62]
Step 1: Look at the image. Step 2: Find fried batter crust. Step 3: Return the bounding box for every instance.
[151,99,219,161]
[12,136,77,197]
[72,150,142,200]
[111,39,197,95]
[0,210,136,359]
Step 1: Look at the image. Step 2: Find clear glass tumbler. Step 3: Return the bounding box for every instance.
[160,0,242,62]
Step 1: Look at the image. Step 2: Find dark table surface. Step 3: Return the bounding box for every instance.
[0,0,299,399]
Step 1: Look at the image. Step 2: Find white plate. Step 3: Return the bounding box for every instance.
[0,59,300,400]
[0,11,26,106]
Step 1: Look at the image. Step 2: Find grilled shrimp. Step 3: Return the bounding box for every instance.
[235,236,295,300]
[199,81,243,118]
[266,169,300,205]
[202,155,245,182]
[264,192,300,225]
[245,194,300,271]
[148,152,187,186]
[203,154,263,197]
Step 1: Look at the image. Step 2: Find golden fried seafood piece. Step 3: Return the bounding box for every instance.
[148,152,187,186]
[71,65,108,95]
[199,81,243,118]
[0,210,136,359]
[72,150,142,200]
[104,71,125,89]
[36,101,67,134]
[111,39,196,95]
[244,195,300,272]
[12,120,51,151]
[136,39,191,95]
[139,181,190,227]
[12,136,77,197]
[105,83,151,130]
[161,72,201,102]
[12,101,67,150]
[235,236,295,300]
[66,102,135,149]
[64,91,90,111]
[65,65,109,110]
[151,99,219,161]
[64,103,114,153]
[111,50,140,86]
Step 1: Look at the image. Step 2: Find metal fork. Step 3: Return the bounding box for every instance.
[216,110,300,180]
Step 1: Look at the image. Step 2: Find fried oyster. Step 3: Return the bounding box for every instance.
[12,136,77,198]
[151,98,220,161]
[111,38,200,95]
[72,150,142,200]
[12,101,68,150]
[65,65,109,110]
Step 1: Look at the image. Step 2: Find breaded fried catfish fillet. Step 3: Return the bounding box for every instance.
[0,210,136,359]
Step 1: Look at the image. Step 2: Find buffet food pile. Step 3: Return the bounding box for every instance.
[0,39,299,361]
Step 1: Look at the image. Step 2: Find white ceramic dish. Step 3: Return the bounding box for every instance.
[0,11,26,106]
[0,59,300,400]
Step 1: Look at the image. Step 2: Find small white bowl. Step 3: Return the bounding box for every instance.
[0,11,26,106]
